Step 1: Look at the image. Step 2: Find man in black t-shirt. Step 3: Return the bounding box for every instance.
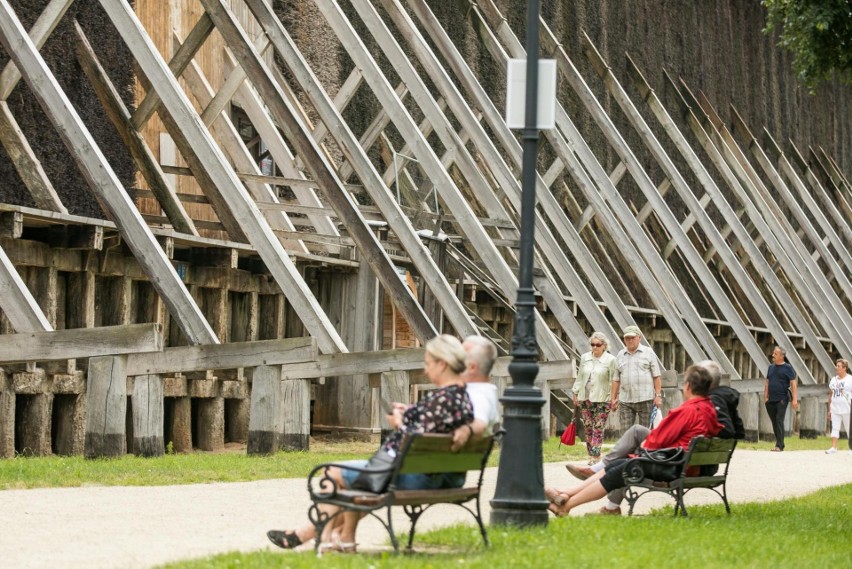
[764,346,798,451]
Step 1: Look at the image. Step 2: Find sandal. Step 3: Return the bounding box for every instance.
[267,529,303,549]
[770,447,782,452]
[544,486,567,506]
[548,502,571,518]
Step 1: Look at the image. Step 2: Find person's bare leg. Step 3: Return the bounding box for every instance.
[271,466,347,545]
[546,469,606,504]
[335,510,360,551]
[551,480,608,516]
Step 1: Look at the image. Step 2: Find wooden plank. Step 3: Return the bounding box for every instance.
[0,240,52,333]
[0,323,163,363]
[204,0,437,344]
[0,1,219,345]
[84,355,128,458]
[73,23,198,236]
[98,0,347,352]
[124,336,317,376]
[0,102,66,212]
[131,374,164,457]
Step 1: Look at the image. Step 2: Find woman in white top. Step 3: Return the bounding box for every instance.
[826,358,852,454]
[572,332,618,464]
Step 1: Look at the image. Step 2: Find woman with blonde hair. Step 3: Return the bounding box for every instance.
[572,332,617,464]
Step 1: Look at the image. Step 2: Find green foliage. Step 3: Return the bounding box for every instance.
[763,0,852,90]
[162,484,852,568]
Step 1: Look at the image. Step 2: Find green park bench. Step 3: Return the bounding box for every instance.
[622,436,737,517]
[307,431,499,553]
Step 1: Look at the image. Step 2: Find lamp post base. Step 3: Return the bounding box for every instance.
[490,380,549,527]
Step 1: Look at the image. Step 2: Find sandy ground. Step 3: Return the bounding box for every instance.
[1,449,851,568]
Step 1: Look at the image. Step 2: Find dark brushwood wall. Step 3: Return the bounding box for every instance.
[0,0,135,217]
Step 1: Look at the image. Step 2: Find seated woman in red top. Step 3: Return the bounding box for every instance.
[549,364,723,516]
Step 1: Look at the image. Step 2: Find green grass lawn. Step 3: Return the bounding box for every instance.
[0,435,841,490]
[161,483,852,568]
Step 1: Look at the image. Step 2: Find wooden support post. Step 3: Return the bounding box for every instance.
[52,393,86,456]
[797,395,824,440]
[0,385,13,458]
[171,396,192,453]
[131,374,164,457]
[378,370,409,434]
[247,364,283,455]
[84,355,128,458]
[740,391,760,443]
[14,392,52,457]
[281,379,310,451]
[194,396,225,452]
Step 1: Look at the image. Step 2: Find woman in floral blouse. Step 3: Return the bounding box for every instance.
[572,332,617,464]
[267,334,473,553]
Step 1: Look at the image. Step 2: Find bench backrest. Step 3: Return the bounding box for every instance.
[685,436,737,468]
[395,433,494,475]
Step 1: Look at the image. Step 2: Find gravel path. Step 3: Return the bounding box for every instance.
[2,449,851,568]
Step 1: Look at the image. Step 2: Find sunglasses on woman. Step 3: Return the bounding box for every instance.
[590,342,603,347]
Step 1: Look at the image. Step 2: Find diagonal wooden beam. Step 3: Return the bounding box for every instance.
[379,0,622,348]
[97,0,349,352]
[589,45,822,376]
[0,239,52,332]
[176,35,309,254]
[695,90,852,352]
[0,0,73,99]
[73,22,198,236]
[0,0,218,345]
[202,0,439,344]
[663,72,846,370]
[474,0,723,367]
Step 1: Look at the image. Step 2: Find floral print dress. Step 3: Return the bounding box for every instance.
[382,384,473,455]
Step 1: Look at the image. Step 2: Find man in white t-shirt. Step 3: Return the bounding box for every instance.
[451,336,500,451]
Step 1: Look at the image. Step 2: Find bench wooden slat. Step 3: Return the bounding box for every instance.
[398,453,483,474]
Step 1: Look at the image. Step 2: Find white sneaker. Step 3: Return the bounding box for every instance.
[825,447,837,454]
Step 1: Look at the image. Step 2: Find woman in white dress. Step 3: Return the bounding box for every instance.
[826,359,852,454]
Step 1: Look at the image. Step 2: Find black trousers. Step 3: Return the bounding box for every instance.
[765,400,789,450]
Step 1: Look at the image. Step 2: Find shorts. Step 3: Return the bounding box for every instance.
[338,459,466,490]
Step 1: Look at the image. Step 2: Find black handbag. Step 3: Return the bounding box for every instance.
[350,448,397,493]
[635,447,684,482]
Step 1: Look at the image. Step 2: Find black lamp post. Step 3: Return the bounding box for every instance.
[490,0,549,527]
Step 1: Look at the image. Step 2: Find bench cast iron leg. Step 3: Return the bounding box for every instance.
[475,495,489,547]
[403,505,424,550]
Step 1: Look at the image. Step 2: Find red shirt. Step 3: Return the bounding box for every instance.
[642,396,723,451]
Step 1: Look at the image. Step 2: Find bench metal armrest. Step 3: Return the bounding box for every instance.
[307,461,394,500]
[622,449,688,485]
